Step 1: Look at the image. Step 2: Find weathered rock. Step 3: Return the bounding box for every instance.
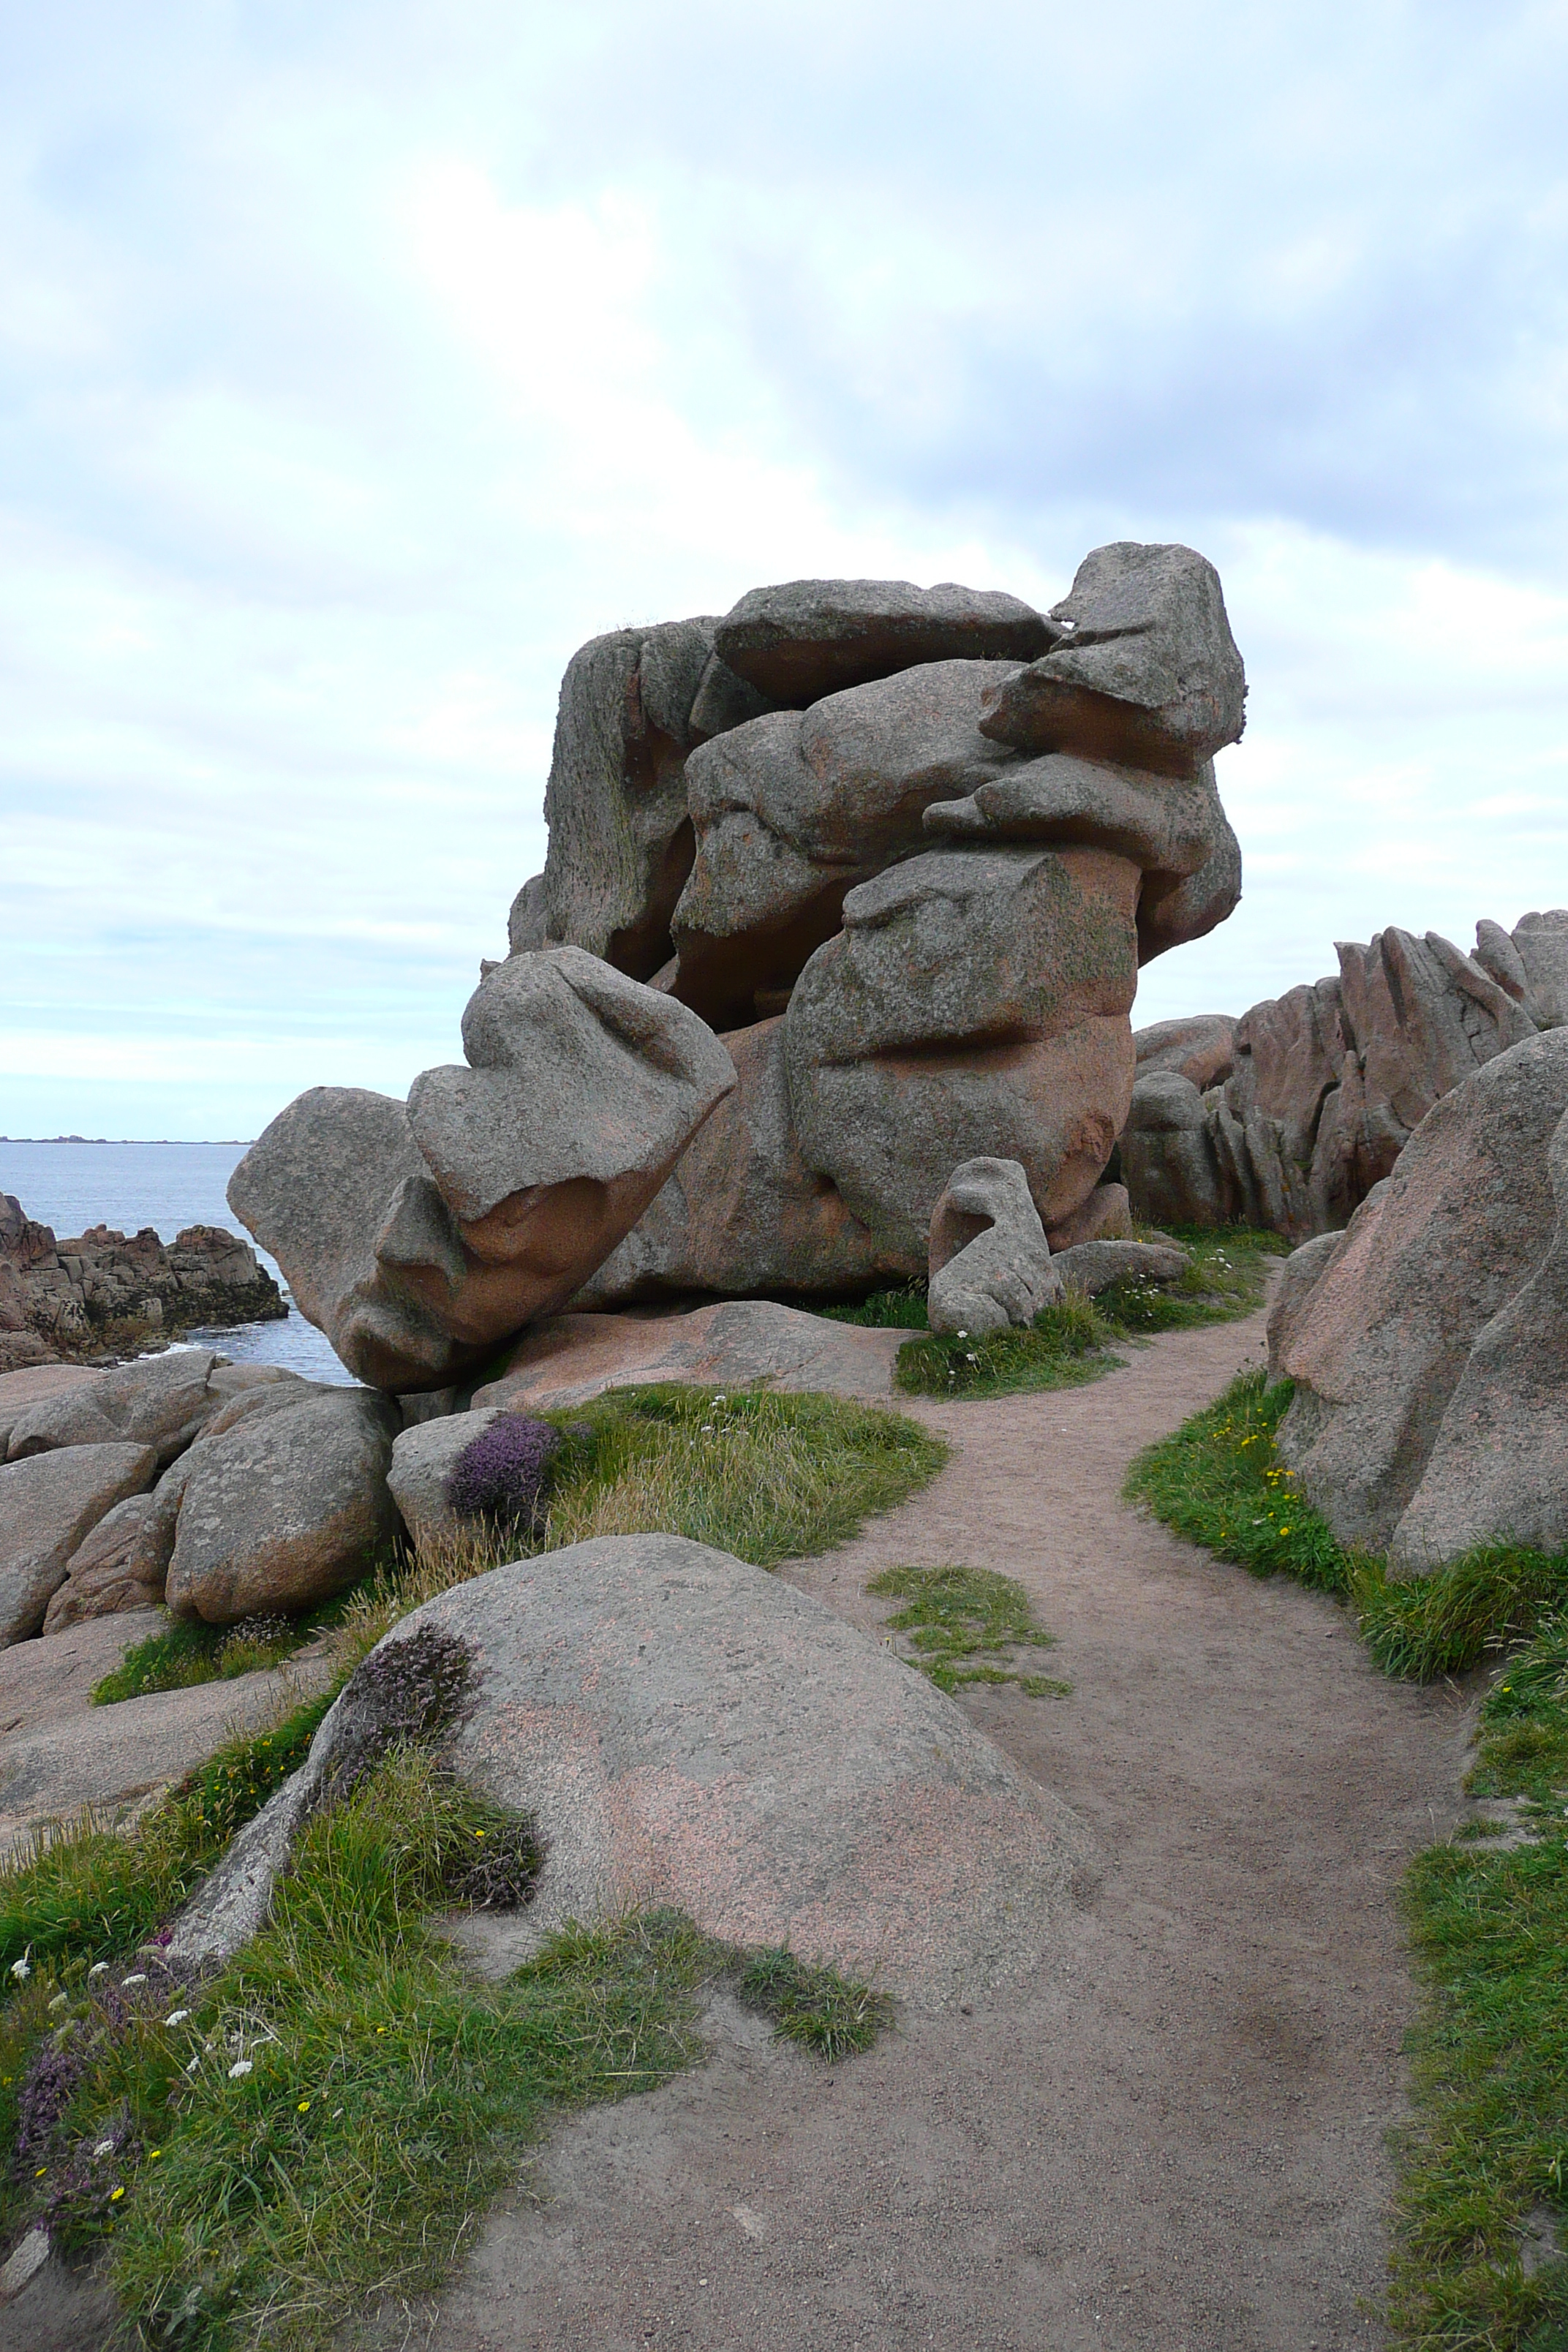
[786,845,1138,1257]
[1265,1231,1347,1382]
[671,661,1022,1028]
[1134,1013,1237,1093]
[924,753,1242,965]
[475,1299,908,1413]
[0,1363,100,1458]
[165,1387,401,1625]
[575,1015,900,1305]
[0,1443,159,1644]
[6,1349,226,1469]
[1278,1030,1568,1553]
[167,1533,1094,2006]
[1388,1104,1568,1568]
[42,1494,162,1629]
[927,1158,1061,1338]
[1051,1238,1189,1297]
[713,579,1053,707]
[978,543,1246,779]
[0,1193,284,1362]
[1509,911,1568,1030]
[387,1407,510,1550]
[534,619,774,984]
[231,951,736,1392]
[1125,925,1542,1241]
[0,1332,61,1374]
[1044,1181,1133,1249]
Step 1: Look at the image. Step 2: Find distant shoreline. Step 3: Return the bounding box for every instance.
[0,1137,255,1147]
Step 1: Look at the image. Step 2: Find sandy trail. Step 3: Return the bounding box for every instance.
[412,1301,1472,2352]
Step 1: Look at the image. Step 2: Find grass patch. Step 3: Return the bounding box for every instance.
[1391,1607,1568,2345]
[890,1224,1284,1401]
[1126,1367,1568,2346]
[866,1563,1071,1697]
[0,1749,889,2350]
[92,1607,337,1708]
[820,1281,932,1329]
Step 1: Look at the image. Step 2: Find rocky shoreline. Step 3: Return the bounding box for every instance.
[0,1192,284,1373]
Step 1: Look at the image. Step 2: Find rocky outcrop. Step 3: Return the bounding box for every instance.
[166,1385,402,1625]
[167,1532,1094,2006]
[1123,915,1551,1241]
[0,1442,159,1643]
[712,578,1055,705]
[1275,1030,1568,1564]
[229,949,736,1391]
[927,1158,1061,1338]
[1133,1014,1236,1093]
[473,1299,908,1413]
[0,1193,282,1363]
[496,547,1244,1303]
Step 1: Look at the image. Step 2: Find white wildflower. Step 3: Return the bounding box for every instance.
[92,2139,116,2159]
[227,2059,254,2079]
[121,1973,146,1987]
[957,1330,968,1340]
[10,1948,30,1981]
[165,2009,191,2027]
[88,1962,109,1978]
[185,2057,201,2074]
[48,1992,69,2012]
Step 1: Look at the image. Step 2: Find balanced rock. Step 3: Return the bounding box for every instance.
[671,660,1023,1029]
[1134,1013,1237,1093]
[1277,1029,1568,1555]
[977,543,1246,777]
[927,1158,1061,1338]
[0,1443,159,1645]
[167,1533,1094,2006]
[576,1015,900,1305]
[786,845,1139,1258]
[230,949,736,1390]
[713,578,1053,706]
[166,1387,401,1625]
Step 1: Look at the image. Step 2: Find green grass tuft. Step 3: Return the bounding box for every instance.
[0,1752,890,2350]
[91,1606,339,1707]
[820,1281,932,1329]
[867,1562,1071,1697]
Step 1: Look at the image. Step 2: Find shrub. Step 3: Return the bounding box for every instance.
[445,1414,562,1529]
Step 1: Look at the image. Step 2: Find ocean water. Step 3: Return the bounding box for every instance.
[0,1139,355,1384]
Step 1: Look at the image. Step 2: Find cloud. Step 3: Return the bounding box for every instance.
[0,0,1565,1137]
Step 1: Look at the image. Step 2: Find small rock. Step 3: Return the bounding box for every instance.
[927,1158,1061,1338]
[0,1442,159,1645]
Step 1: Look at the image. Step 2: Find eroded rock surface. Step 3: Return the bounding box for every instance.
[230,950,736,1390]
[168,1534,1095,2007]
[927,1158,1060,1338]
[0,1443,159,1643]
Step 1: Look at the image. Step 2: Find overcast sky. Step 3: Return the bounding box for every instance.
[3,0,1566,1139]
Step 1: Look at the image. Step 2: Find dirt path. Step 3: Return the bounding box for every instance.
[415,1302,1472,2352]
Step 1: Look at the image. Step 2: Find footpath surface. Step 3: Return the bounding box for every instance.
[414,1302,1472,2352]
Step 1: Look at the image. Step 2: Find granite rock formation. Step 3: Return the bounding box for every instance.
[228,949,736,1390]
[926,1158,1061,1338]
[0,1194,282,1368]
[166,1532,1095,2007]
[1123,913,1553,1241]
[1273,1029,1568,1568]
[510,548,1245,1302]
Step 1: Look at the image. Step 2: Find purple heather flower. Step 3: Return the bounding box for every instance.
[445,1415,562,1529]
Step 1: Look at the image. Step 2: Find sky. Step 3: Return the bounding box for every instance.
[2,0,1566,1140]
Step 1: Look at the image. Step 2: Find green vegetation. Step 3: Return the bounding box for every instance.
[0,1746,889,2351]
[92,1607,340,1707]
[889,1224,1284,1401]
[94,1384,947,1707]
[0,1695,333,1980]
[821,1281,932,1329]
[1126,1368,1568,2346]
[867,1563,1071,1697]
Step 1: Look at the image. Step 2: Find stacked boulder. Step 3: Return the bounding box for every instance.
[510,544,1245,1302]
[0,1195,282,1373]
[1268,1025,1568,1571]
[1123,910,1565,1240]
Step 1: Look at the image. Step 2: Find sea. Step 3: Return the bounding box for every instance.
[0,1139,355,1384]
